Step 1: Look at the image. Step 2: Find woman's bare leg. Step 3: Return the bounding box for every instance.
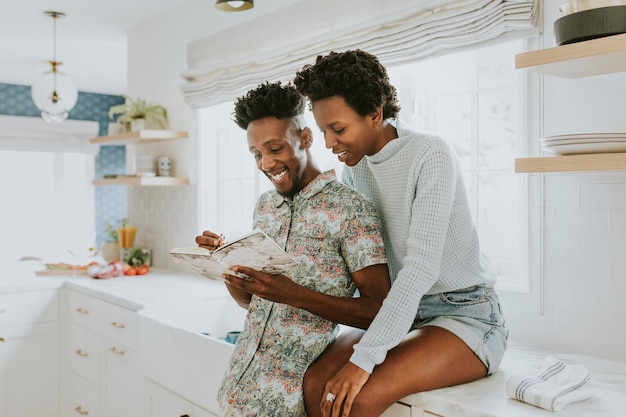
[304,328,365,417]
[306,326,487,417]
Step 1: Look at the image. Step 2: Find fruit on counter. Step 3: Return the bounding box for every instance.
[87,260,124,279]
[124,264,149,276]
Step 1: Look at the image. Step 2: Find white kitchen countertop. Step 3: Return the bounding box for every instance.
[1,264,230,311]
[63,269,230,311]
[398,342,626,416]
[3,264,626,416]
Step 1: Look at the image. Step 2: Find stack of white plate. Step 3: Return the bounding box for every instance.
[541,133,626,156]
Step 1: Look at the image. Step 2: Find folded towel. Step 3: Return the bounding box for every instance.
[506,356,595,412]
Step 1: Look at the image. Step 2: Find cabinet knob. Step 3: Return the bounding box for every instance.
[110,321,126,329]
[0,309,5,314]
[75,349,89,357]
[75,307,89,315]
[74,405,89,415]
[109,346,125,355]
[180,415,190,417]
[0,337,4,343]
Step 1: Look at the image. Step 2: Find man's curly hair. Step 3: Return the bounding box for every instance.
[294,50,400,119]
[233,81,306,130]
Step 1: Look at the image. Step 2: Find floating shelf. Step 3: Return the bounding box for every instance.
[515,33,626,78]
[515,153,626,173]
[90,130,188,145]
[93,176,189,186]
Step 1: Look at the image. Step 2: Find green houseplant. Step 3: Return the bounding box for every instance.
[101,218,127,262]
[108,95,169,132]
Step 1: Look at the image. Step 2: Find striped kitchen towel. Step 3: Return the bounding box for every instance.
[506,356,595,412]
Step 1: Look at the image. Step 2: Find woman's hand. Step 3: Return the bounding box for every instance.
[195,230,226,251]
[321,362,371,417]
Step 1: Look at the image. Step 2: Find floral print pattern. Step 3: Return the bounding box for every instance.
[217,170,386,417]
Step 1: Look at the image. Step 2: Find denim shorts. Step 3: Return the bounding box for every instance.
[412,286,508,374]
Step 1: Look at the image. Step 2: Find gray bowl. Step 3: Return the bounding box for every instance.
[554,5,626,45]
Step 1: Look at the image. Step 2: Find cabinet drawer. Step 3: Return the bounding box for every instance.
[65,371,101,417]
[100,301,138,349]
[0,290,58,326]
[66,290,101,329]
[66,321,101,386]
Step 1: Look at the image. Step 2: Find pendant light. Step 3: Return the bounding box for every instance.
[215,0,254,12]
[31,11,78,123]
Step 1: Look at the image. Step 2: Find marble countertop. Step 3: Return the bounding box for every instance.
[1,264,230,311]
[399,342,626,416]
[3,264,626,416]
[63,270,230,311]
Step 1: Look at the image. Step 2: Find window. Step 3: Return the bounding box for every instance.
[388,39,529,291]
[199,39,530,291]
[197,104,340,240]
[0,150,96,265]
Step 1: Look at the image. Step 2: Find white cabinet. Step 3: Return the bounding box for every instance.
[62,289,142,417]
[0,290,59,417]
[145,380,217,417]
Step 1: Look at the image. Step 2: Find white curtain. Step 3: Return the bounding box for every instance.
[181,0,538,109]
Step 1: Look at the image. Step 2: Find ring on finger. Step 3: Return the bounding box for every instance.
[326,392,336,402]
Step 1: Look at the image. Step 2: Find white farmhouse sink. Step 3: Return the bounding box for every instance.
[138,297,247,414]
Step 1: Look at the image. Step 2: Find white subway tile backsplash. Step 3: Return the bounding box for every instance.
[556,304,608,336]
[608,261,626,288]
[127,185,198,271]
[544,231,581,257]
[555,257,608,285]
[544,175,581,208]
[581,233,626,261]
[608,209,626,231]
[583,284,626,313]
[582,183,626,208]
[554,208,608,233]
[545,279,583,305]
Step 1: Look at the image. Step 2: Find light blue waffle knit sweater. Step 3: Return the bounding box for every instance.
[343,122,497,374]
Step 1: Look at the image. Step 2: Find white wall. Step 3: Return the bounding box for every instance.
[499,0,626,361]
[124,0,304,272]
[125,0,626,361]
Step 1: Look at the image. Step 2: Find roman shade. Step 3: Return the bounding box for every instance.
[181,0,538,109]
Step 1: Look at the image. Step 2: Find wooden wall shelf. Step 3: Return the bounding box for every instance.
[90,130,188,145]
[515,153,626,173]
[93,176,189,186]
[515,33,626,78]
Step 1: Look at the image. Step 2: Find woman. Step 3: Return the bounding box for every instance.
[294,50,508,417]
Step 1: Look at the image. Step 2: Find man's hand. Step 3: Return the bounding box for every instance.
[321,362,370,417]
[195,230,226,251]
[223,265,305,305]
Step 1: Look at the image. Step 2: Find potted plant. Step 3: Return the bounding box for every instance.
[101,218,127,262]
[108,95,169,132]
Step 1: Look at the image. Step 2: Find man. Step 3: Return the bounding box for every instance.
[195,82,390,417]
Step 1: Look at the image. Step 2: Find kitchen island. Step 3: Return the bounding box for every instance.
[2,268,626,417]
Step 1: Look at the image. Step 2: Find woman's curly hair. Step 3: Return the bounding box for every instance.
[233,81,306,130]
[294,50,400,119]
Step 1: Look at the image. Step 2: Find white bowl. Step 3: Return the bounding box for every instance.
[559,0,626,15]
